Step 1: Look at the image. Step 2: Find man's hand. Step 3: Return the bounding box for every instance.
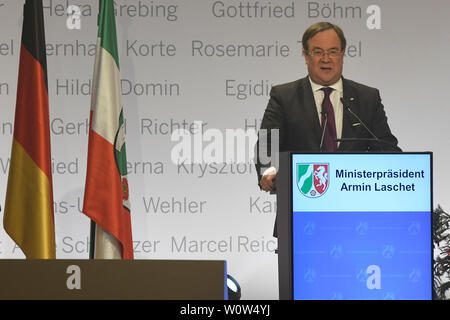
[259,173,276,192]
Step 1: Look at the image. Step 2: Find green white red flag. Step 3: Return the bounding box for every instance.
[83,0,133,259]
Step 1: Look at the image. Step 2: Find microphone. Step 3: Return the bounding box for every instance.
[340,97,379,140]
[319,109,328,151]
[338,97,398,149]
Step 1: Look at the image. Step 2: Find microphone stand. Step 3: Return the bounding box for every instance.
[339,97,399,151]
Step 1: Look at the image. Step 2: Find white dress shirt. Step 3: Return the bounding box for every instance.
[309,77,343,141]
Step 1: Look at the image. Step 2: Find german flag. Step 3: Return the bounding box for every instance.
[3,0,55,259]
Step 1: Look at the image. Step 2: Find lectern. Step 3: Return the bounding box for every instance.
[276,152,433,300]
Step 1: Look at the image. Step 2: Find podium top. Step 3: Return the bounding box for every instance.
[0,259,227,300]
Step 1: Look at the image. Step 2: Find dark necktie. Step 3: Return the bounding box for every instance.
[320,87,337,152]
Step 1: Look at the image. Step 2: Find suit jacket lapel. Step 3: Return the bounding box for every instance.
[298,77,322,146]
[339,78,359,151]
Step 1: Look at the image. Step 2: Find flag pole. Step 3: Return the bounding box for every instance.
[89,220,96,259]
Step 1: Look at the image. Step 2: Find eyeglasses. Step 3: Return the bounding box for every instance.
[308,49,343,58]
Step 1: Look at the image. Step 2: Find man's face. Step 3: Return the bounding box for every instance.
[303,29,344,86]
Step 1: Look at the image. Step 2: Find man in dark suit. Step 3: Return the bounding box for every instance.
[256,22,401,192]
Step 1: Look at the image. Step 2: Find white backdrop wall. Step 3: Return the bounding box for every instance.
[0,0,449,299]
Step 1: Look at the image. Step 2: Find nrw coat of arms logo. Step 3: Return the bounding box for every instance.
[114,110,130,212]
[297,163,329,198]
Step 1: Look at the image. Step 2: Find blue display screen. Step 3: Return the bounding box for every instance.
[291,153,432,300]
